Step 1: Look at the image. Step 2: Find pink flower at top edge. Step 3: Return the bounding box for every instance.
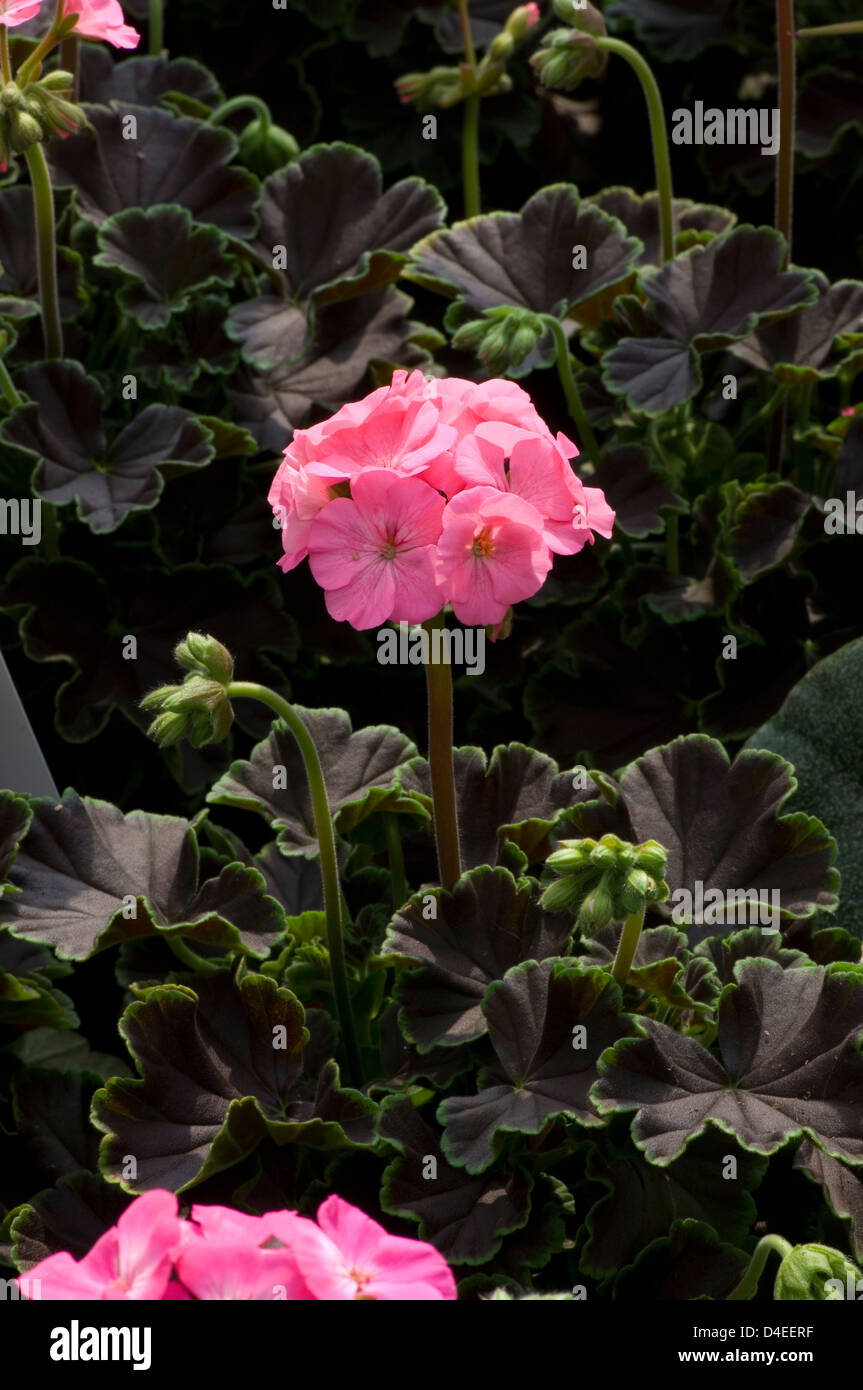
[18,1190,183,1300]
[308,469,445,629]
[268,1195,457,1301]
[304,393,457,486]
[173,1205,313,1301]
[0,0,42,25]
[436,485,552,627]
[62,0,139,48]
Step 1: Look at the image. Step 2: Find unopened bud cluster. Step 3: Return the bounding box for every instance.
[531,0,608,90]
[396,3,540,110]
[541,833,669,929]
[141,632,235,748]
[0,72,87,161]
[452,306,547,372]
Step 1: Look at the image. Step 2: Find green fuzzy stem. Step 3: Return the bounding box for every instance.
[384,812,409,910]
[665,513,679,575]
[770,0,796,475]
[727,1234,794,1300]
[462,94,481,217]
[149,0,164,56]
[545,316,601,469]
[210,95,272,131]
[1,26,11,82]
[0,332,21,409]
[611,905,646,986]
[421,612,462,893]
[24,143,63,359]
[167,935,224,976]
[595,36,674,262]
[226,680,361,1086]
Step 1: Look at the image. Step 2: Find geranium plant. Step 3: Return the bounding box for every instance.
[1,0,863,1309]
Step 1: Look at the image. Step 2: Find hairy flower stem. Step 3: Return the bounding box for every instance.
[0,26,11,82]
[17,1,66,84]
[456,0,481,216]
[167,935,224,976]
[611,905,646,986]
[210,95,272,130]
[24,143,63,359]
[226,680,362,1087]
[149,0,164,55]
[595,37,674,262]
[769,0,796,474]
[383,812,409,910]
[422,612,462,893]
[727,1234,793,1300]
[545,316,601,469]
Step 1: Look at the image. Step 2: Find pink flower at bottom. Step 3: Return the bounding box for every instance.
[308,469,445,629]
[19,1191,183,1300]
[269,1196,457,1301]
[436,485,552,626]
[0,0,42,24]
[62,0,140,47]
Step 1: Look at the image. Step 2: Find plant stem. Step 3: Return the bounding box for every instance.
[0,333,21,409]
[727,1234,794,1300]
[611,906,646,986]
[770,1,796,476]
[775,0,796,268]
[148,0,164,56]
[1,26,11,82]
[462,95,481,217]
[383,812,408,910]
[545,315,601,469]
[24,143,63,359]
[59,34,79,99]
[455,0,480,217]
[40,501,60,559]
[596,36,674,262]
[17,0,65,84]
[421,612,462,893]
[209,95,272,130]
[734,383,789,448]
[167,935,224,976]
[226,680,361,1086]
[796,378,813,430]
[796,21,863,37]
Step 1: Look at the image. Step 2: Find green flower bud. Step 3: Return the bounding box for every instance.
[633,840,668,876]
[487,30,515,63]
[505,5,541,42]
[174,632,234,685]
[451,319,489,352]
[620,868,650,914]
[774,1244,862,1301]
[9,110,43,151]
[546,839,595,873]
[0,82,25,112]
[238,117,299,176]
[553,0,606,34]
[579,879,616,931]
[532,11,608,92]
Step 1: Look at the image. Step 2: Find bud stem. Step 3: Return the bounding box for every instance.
[149,0,164,56]
[421,611,462,893]
[17,0,67,85]
[768,1,796,476]
[456,0,481,217]
[0,332,21,410]
[727,1234,794,1301]
[210,95,272,134]
[1,27,11,83]
[544,316,601,470]
[594,36,674,263]
[24,142,63,359]
[611,904,645,985]
[226,680,362,1087]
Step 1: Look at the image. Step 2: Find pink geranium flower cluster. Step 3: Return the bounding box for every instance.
[0,0,140,45]
[19,1190,457,1301]
[269,372,615,629]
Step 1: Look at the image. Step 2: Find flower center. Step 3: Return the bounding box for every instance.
[350,1266,375,1298]
[472,527,495,558]
[379,539,398,561]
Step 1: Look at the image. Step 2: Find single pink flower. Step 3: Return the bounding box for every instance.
[436,485,552,626]
[0,0,42,24]
[62,0,139,47]
[174,1207,313,1301]
[308,469,445,629]
[269,1195,457,1301]
[19,1190,183,1300]
[452,427,613,556]
[305,393,456,485]
[268,454,338,573]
